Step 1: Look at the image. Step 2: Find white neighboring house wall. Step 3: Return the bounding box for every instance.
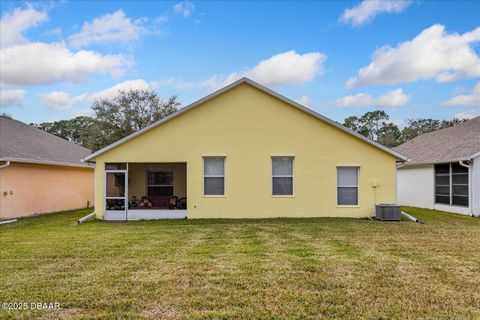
[397,161,477,216]
[397,164,434,209]
[473,155,480,217]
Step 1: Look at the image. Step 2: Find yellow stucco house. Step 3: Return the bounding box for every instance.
[84,78,407,221]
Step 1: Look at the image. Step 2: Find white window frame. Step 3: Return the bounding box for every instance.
[271,156,294,197]
[145,170,174,197]
[336,166,360,207]
[203,156,226,197]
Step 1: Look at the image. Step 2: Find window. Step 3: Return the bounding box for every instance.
[337,167,359,205]
[272,157,294,196]
[147,171,173,196]
[436,163,469,206]
[204,157,225,196]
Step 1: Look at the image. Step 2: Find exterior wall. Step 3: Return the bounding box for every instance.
[94,83,398,219]
[434,203,471,215]
[397,162,476,216]
[397,164,434,209]
[472,156,480,217]
[0,162,94,220]
[128,163,186,199]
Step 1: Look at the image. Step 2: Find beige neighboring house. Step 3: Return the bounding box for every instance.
[394,117,480,217]
[0,116,94,220]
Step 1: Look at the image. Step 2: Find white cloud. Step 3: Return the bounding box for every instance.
[331,93,375,107]
[454,109,477,120]
[90,79,158,101]
[442,82,480,107]
[202,51,326,91]
[376,88,410,107]
[174,1,195,18]
[347,25,480,88]
[69,10,146,48]
[38,79,158,111]
[40,91,87,111]
[340,0,410,27]
[296,96,311,106]
[330,88,410,108]
[0,89,25,107]
[0,42,130,87]
[0,5,48,47]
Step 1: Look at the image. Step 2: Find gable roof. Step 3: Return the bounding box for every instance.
[394,116,480,165]
[0,116,93,168]
[84,78,407,162]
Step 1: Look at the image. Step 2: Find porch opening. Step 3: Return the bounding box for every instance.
[105,162,187,220]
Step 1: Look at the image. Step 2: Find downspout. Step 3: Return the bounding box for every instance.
[77,212,96,224]
[459,160,470,169]
[401,211,423,224]
[0,161,11,169]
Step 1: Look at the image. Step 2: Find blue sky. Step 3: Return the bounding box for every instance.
[0,0,479,126]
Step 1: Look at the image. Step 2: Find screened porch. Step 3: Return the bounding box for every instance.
[104,162,187,221]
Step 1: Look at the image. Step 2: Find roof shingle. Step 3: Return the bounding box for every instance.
[393,116,480,164]
[0,116,93,167]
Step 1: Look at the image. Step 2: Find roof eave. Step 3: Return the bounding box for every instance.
[83,77,408,162]
[470,150,480,159]
[400,157,472,167]
[0,157,94,168]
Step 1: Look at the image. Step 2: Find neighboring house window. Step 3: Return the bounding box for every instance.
[204,157,225,196]
[337,167,359,205]
[435,163,469,207]
[147,171,173,196]
[272,157,294,196]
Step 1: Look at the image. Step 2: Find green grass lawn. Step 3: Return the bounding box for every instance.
[1,208,479,319]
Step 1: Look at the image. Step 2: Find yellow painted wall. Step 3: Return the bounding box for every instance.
[94,83,397,219]
[128,163,186,200]
[0,162,94,220]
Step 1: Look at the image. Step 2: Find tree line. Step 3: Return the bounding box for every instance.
[31,89,180,151]
[342,110,466,147]
[29,89,466,151]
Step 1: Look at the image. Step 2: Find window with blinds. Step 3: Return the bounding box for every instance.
[204,157,225,196]
[272,157,294,196]
[337,167,359,205]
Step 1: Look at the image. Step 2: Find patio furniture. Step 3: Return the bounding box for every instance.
[139,196,153,208]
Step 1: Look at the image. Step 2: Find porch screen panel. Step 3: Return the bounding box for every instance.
[204,158,225,195]
[105,172,126,211]
[451,163,469,206]
[106,172,125,197]
[435,164,450,204]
